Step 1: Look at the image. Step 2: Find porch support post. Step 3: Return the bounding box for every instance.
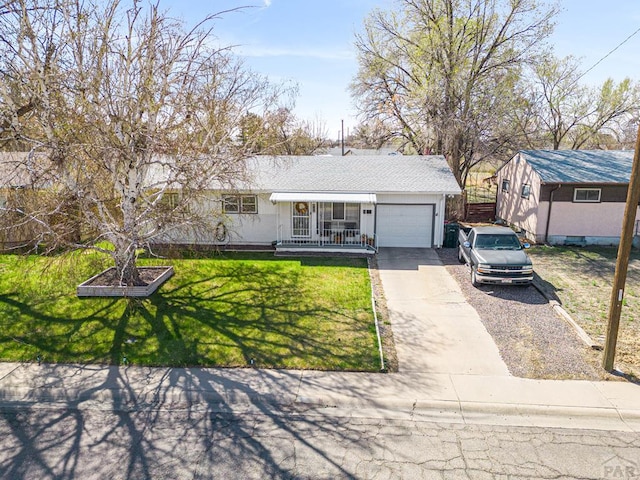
[319,202,324,246]
[275,202,280,244]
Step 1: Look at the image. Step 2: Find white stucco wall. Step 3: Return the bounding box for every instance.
[224,193,277,245]
[166,191,450,248]
[160,192,277,246]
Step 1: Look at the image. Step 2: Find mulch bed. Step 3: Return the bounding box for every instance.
[83,267,167,286]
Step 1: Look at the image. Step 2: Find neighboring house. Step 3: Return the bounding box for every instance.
[0,152,52,249]
[184,155,461,254]
[325,147,402,156]
[496,150,639,246]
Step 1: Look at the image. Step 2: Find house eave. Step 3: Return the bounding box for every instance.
[269,192,378,203]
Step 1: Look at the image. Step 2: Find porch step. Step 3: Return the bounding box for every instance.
[274,246,375,257]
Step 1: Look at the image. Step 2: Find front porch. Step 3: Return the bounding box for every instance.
[270,192,377,255]
[274,227,377,255]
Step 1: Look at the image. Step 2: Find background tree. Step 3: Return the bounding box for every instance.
[351,0,557,187]
[238,108,328,155]
[514,54,640,150]
[0,0,288,285]
[350,120,396,150]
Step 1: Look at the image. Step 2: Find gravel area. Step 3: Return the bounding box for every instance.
[437,248,610,380]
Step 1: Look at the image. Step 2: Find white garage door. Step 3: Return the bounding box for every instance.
[376,204,433,247]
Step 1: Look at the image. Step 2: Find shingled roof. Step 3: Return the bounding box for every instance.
[519,150,634,184]
[245,155,461,194]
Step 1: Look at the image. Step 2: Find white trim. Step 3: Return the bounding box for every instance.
[573,187,601,203]
[270,192,377,203]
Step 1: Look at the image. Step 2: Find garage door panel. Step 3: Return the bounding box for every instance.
[377,204,433,248]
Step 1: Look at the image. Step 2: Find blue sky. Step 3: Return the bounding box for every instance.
[162,1,640,140]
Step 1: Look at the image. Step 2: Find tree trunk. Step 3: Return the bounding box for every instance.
[114,246,143,286]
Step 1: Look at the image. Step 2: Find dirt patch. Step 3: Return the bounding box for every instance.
[77,266,174,297]
[83,267,167,286]
[529,246,640,380]
[368,256,398,373]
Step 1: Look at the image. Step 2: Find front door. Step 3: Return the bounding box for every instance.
[292,202,311,238]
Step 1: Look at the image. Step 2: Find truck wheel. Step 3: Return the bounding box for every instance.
[457,247,465,264]
[470,268,480,287]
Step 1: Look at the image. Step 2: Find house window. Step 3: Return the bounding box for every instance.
[158,191,190,213]
[241,195,257,213]
[223,195,257,214]
[521,184,531,199]
[332,202,345,220]
[159,192,180,209]
[573,188,601,203]
[223,196,239,213]
[501,179,510,193]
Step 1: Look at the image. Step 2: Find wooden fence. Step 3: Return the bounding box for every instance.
[464,202,496,223]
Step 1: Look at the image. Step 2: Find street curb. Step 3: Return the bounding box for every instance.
[1,386,639,432]
[532,280,601,350]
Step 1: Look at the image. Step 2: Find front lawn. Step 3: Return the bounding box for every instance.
[0,251,380,371]
[529,246,640,377]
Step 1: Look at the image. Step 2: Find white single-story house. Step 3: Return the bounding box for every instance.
[495,150,640,246]
[180,155,461,254]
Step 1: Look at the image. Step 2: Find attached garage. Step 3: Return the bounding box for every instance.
[376,204,434,248]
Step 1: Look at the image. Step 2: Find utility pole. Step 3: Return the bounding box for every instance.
[603,123,640,371]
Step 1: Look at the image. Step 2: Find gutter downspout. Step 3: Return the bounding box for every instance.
[545,184,562,244]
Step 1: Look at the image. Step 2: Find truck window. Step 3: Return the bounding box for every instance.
[476,234,521,250]
[468,231,475,245]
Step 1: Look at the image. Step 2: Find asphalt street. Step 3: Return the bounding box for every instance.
[1,403,639,479]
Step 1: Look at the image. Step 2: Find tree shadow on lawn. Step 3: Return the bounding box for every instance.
[148,261,377,370]
[0,260,379,371]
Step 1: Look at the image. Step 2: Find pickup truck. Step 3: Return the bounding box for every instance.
[458,226,533,286]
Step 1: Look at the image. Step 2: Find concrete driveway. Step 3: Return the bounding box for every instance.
[376,248,510,376]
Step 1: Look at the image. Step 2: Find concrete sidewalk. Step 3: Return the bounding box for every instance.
[0,362,638,431]
[0,249,639,432]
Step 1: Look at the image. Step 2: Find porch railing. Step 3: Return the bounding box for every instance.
[277,227,376,248]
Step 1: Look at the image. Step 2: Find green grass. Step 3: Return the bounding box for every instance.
[465,170,497,203]
[0,251,380,371]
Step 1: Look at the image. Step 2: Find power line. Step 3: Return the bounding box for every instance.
[574,25,640,84]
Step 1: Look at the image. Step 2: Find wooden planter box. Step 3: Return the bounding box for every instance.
[77,266,174,298]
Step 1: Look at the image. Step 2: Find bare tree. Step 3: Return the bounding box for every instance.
[350,120,397,150]
[515,55,640,150]
[0,0,288,285]
[238,108,329,155]
[351,0,557,186]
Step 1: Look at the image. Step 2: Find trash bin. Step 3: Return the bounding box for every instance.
[443,223,459,248]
